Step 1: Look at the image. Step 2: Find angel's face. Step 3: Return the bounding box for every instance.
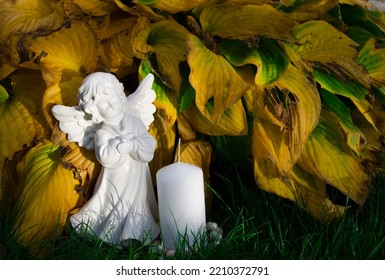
[94,95,124,123]
[77,74,126,124]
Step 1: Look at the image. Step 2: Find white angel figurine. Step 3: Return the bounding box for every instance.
[52,72,160,245]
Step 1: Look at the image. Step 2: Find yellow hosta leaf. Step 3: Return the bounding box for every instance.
[0,71,46,197]
[290,20,357,64]
[43,73,84,128]
[99,17,138,75]
[358,38,385,87]
[144,20,190,91]
[351,98,377,131]
[252,157,345,222]
[113,0,164,20]
[244,86,285,128]
[250,65,321,174]
[253,155,295,200]
[149,112,176,185]
[183,99,248,136]
[352,107,385,166]
[291,166,346,222]
[252,115,293,174]
[187,34,250,124]
[62,143,100,196]
[351,96,385,137]
[67,0,118,16]
[136,0,207,14]
[177,113,197,141]
[11,21,98,86]
[281,20,370,87]
[199,3,296,41]
[94,16,131,40]
[132,17,153,60]
[50,125,100,201]
[13,141,83,245]
[298,110,369,206]
[286,0,338,22]
[253,146,346,222]
[0,0,66,39]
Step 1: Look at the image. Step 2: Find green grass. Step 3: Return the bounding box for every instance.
[1,159,384,259]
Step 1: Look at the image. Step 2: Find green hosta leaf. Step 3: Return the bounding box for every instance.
[322,3,347,30]
[12,141,82,245]
[220,38,289,86]
[313,67,377,129]
[179,64,196,112]
[320,89,366,153]
[199,3,296,41]
[368,10,385,32]
[340,4,385,39]
[298,110,369,207]
[372,87,385,107]
[358,38,385,87]
[0,85,9,103]
[346,26,385,49]
[313,68,368,101]
[186,34,250,124]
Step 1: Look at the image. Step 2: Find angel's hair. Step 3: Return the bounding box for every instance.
[78,72,127,105]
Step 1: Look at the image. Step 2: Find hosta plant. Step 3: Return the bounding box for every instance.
[1,0,385,249]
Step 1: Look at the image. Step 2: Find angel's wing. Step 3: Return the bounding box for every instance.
[126,73,156,130]
[51,105,102,150]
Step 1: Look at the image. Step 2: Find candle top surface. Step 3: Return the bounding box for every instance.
[156,161,203,177]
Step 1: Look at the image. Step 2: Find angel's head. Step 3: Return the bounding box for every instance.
[78,72,128,124]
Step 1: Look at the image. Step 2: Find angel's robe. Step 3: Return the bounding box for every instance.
[70,113,160,244]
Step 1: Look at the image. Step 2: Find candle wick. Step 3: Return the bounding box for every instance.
[178,138,181,163]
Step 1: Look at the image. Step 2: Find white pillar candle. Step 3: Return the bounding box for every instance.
[156,161,206,251]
